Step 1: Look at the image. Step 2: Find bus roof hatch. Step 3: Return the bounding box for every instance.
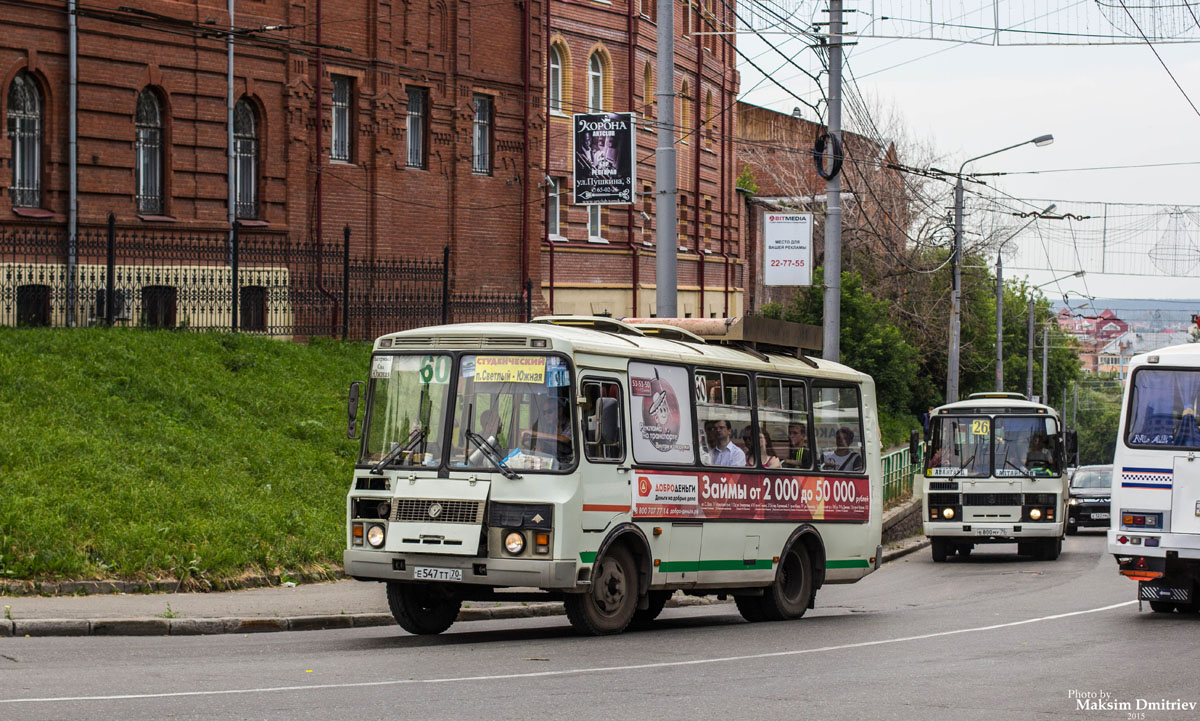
[621,316,822,357]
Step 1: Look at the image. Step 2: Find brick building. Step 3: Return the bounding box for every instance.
[542,0,742,318]
[2,0,543,329]
[3,0,749,329]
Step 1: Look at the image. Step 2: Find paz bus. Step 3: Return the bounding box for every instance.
[922,392,1075,562]
[342,316,884,635]
[1109,344,1200,613]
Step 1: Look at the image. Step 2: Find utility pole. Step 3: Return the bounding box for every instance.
[1042,324,1049,403]
[995,251,1003,391]
[1027,295,1035,399]
[822,0,844,362]
[654,0,677,318]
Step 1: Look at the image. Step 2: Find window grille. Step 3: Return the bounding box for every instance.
[406,87,427,169]
[7,72,42,208]
[135,89,163,214]
[331,75,352,162]
[472,95,491,174]
[234,98,258,219]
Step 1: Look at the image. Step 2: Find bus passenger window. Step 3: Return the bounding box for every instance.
[582,380,624,462]
[759,376,812,470]
[813,385,865,473]
[696,370,751,467]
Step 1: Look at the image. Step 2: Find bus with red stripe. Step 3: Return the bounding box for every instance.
[342,316,883,635]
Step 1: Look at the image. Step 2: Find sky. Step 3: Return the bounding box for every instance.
[736,7,1200,302]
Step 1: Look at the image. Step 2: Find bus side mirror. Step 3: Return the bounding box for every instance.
[599,397,620,444]
[347,381,364,439]
[1065,429,1078,459]
[909,429,920,459]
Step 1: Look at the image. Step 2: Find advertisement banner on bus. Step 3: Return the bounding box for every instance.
[632,469,869,521]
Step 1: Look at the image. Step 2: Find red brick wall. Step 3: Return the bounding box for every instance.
[540,0,742,318]
[0,0,543,298]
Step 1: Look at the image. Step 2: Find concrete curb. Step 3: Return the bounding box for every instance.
[0,551,923,637]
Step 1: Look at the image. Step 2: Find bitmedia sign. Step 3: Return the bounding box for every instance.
[572,112,636,205]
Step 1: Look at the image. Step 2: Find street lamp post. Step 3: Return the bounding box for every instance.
[947,134,1053,403]
[996,204,1055,391]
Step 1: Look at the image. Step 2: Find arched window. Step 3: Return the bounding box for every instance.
[679,81,690,142]
[643,61,655,118]
[588,53,604,113]
[549,45,563,113]
[233,98,258,219]
[7,71,42,208]
[135,89,164,214]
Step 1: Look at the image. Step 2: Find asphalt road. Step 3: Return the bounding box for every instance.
[2,532,1197,721]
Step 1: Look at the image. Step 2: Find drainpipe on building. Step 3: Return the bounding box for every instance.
[693,26,703,318]
[543,0,554,313]
[718,17,729,318]
[520,0,530,317]
[313,0,338,330]
[67,0,78,327]
[626,0,638,317]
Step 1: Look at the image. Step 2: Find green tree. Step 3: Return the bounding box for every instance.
[1073,384,1123,465]
[760,268,930,445]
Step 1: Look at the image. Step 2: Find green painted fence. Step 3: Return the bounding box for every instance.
[882,442,923,505]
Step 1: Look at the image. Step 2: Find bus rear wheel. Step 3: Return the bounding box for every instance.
[565,545,637,635]
[759,545,814,621]
[386,581,462,635]
[1149,601,1176,613]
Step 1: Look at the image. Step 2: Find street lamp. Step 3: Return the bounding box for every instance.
[1026,269,1084,400]
[947,134,1053,403]
[996,203,1056,391]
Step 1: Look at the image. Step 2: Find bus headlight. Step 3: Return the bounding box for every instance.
[366,524,386,548]
[504,531,526,555]
[941,507,955,520]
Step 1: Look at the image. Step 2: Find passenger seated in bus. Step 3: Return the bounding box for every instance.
[757,428,783,468]
[822,427,862,472]
[784,423,811,469]
[706,419,746,466]
[700,420,719,463]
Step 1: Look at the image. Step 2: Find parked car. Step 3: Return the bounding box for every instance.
[1067,465,1112,534]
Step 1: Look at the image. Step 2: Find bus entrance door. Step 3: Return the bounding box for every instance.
[1172,455,1200,535]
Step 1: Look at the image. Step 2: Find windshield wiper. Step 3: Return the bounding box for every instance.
[948,453,976,480]
[369,426,426,475]
[1003,458,1036,480]
[466,431,521,480]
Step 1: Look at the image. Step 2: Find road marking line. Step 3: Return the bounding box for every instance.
[1,600,1137,705]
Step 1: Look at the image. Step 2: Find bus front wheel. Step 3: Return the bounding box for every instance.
[565,545,638,635]
[386,581,462,635]
[931,538,950,563]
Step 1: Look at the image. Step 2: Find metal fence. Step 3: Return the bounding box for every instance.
[882,442,924,505]
[1,217,527,339]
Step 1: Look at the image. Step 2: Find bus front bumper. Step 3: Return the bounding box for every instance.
[924,521,1063,540]
[344,549,580,589]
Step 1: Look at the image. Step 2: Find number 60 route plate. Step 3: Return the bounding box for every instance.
[413,566,462,582]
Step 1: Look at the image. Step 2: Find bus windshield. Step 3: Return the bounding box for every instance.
[1126,368,1200,449]
[362,354,452,467]
[926,416,992,477]
[448,355,575,471]
[993,416,1060,477]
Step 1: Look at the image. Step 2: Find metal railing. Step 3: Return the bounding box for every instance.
[1,216,527,339]
[882,442,924,505]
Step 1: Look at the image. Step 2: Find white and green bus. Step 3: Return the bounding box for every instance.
[923,393,1075,562]
[344,316,884,635]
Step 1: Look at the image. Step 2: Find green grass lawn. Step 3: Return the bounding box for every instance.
[0,328,371,585]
